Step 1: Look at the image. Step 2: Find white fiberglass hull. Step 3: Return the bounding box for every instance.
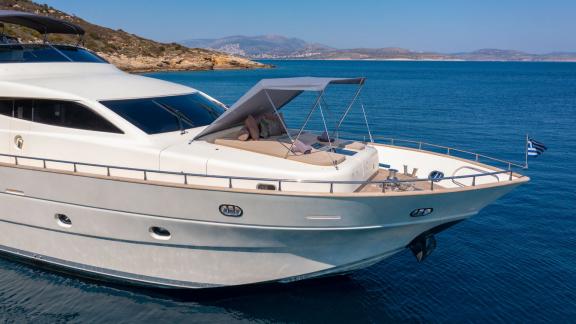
[0,164,524,288]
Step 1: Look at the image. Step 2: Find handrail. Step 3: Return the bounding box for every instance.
[334,132,526,171]
[451,166,500,187]
[0,148,518,194]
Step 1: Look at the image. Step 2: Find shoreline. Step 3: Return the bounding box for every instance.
[125,65,274,74]
[258,58,576,63]
[101,53,274,74]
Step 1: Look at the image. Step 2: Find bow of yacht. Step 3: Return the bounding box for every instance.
[0,10,529,288]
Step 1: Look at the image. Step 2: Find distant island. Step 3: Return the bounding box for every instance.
[0,0,271,72]
[181,35,576,62]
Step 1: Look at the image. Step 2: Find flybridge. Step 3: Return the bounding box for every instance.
[0,10,84,36]
[0,10,106,64]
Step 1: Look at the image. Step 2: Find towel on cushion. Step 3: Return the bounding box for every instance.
[291,139,313,154]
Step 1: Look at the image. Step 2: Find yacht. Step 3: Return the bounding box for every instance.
[0,11,529,288]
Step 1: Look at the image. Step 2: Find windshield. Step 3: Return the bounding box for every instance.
[100,93,226,134]
[0,44,108,63]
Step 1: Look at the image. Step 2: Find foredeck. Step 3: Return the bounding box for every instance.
[358,169,445,193]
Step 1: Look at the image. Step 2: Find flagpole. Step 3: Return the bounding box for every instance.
[524,134,529,169]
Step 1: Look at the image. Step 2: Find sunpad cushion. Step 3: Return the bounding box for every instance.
[214,137,345,166]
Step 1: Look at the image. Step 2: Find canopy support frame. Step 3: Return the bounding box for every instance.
[332,83,364,141]
[317,100,339,169]
[285,90,325,156]
[360,98,374,143]
[264,89,294,144]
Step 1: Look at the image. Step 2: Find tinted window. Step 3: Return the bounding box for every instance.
[100,98,181,134]
[54,45,108,63]
[14,99,33,120]
[0,44,107,63]
[32,100,122,133]
[0,99,13,117]
[101,94,225,134]
[158,94,224,127]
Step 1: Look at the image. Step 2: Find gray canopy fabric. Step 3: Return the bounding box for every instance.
[0,10,85,35]
[193,77,365,140]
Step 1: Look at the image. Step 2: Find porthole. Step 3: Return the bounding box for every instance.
[149,226,171,240]
[428,171,445,182]
[55,213,72,228]
[257,183,276,191]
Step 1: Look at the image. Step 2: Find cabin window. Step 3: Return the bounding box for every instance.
[0,99,13,117]
[101,93,225,134]
[14,99,33,120]
[1,98,123,133]
[32,100,123,133]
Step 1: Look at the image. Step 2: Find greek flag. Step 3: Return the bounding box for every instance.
[528,138,547,157]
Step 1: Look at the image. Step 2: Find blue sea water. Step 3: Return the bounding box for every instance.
[1,61,575,322]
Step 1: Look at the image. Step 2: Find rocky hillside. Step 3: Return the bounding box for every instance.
[0,0,270,72]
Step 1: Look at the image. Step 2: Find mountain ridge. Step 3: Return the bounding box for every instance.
[181,35,333,58]
[180,35,576,62]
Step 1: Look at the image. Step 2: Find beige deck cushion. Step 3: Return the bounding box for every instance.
[344,141,366,150]
[215,138,345,166]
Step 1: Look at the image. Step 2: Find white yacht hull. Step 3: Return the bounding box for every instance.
[0,163,524,288]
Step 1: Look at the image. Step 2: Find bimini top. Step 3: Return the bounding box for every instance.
[0,10,84,35]
[193,77,365,139]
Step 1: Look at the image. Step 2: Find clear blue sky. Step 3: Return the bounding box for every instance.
[39,0,575,53]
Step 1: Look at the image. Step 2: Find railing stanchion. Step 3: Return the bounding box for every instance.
[184,174,188,185]
[228,178,232,189]
[508,162,511,170]
[107,167,110,177]
[418,142,422,150]
[447,148,451,155]
[509,170,513,181]
[330,182,334,193]
[430,181,434,191]
[475,154,479,161]
[278,180,282,192]
[43,160,46,169]
[73,163,77,173]
[14,156,18,165]
[143,171,147,181]
[381,182,386,193]
[472,176,476,186]
[391,139,394,145]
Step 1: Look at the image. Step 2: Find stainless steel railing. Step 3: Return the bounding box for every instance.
[338,133,526,171]
[0,135,523,194]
